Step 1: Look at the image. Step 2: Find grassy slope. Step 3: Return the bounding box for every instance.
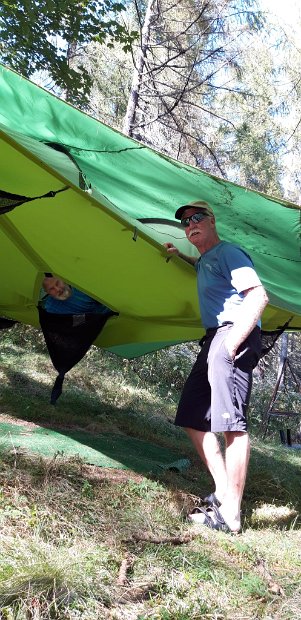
[0,326,301,619]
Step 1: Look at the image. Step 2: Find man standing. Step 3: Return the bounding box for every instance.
[165,201,268,533]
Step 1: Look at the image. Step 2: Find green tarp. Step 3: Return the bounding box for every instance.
[0,64,300,358]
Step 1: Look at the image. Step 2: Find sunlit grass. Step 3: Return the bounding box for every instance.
[0,325,300,618]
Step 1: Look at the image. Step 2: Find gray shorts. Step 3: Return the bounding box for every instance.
[175,324,261,433]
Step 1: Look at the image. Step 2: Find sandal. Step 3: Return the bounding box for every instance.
[192,492,221,512]
[188,504,236,534]
[201,492,221,508]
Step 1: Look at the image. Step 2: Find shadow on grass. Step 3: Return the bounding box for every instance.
[1,366,301,529]
[243,438,301,527]
[0,365,202,486]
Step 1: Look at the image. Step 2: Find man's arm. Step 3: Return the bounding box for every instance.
[164,242,197,266]
[224,285,269,359]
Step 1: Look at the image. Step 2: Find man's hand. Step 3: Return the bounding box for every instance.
[163,243,197,265]
[223,285,269,360]
[224,339,237,360]
[163,242,180,255]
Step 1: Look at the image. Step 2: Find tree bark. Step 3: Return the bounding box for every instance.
[123,0,157,136]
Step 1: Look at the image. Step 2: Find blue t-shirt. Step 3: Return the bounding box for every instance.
[44,287,112,315]
[195,241,262,329]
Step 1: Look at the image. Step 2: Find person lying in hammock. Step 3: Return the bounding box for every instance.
[42,276,112,316]
[39,275,117,404]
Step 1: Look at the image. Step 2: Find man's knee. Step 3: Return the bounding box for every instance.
[224,430,250,446]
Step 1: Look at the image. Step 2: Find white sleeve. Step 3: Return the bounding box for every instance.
[231,266,263,294]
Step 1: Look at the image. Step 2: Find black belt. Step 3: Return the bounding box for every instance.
[200,322,233,347]
[206,321,233,335]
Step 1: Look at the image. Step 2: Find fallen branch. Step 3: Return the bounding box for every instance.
[256,558,285,596]
[116,553,134,586]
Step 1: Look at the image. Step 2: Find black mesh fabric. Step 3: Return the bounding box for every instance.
[0,187,68,214]
[260,319,293,358]
[0,317,18,330]
[0,190,31,213]
[38,306,114,404]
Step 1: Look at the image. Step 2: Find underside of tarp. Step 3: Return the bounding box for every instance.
[0,64,300,358]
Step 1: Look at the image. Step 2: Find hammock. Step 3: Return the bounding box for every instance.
[38,306,116,404]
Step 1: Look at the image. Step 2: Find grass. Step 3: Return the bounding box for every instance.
[0,325,301,619]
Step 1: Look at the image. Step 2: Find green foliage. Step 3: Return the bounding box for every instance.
[121,0,268,175]
[81,479,95,499]
[81,38,134,128]
[128,345,198,391]
[232,121,282,193]
[240,573,268,598]
[0,0,138,104]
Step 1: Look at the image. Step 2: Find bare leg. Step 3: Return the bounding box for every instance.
[220,431,250,531]
[186,428,250,532]
[185,428,227,503]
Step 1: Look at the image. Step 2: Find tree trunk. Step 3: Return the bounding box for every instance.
[278,332,288,389]
[123,0,157,136]
[65,41,78,102]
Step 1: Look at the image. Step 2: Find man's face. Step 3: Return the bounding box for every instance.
[181,208,214,247]
[43,277,72,300]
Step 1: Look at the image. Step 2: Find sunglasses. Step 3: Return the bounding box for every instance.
[181,212,207,228]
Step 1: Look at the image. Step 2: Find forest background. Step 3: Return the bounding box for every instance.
[2,0,301,199]
[1,0,300,389]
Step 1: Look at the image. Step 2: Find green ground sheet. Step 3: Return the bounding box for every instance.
[0,421,190,475]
